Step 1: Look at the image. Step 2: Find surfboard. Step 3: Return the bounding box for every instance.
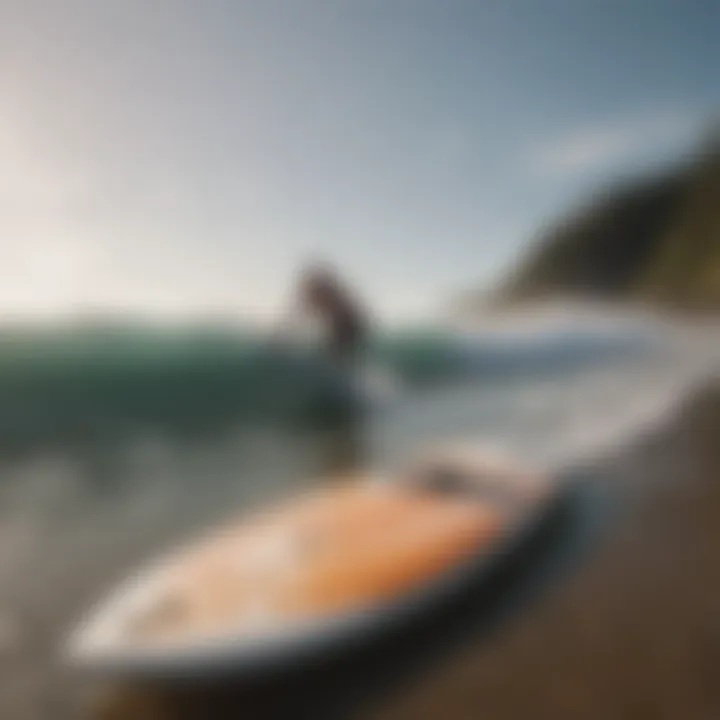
[66,446,560,678]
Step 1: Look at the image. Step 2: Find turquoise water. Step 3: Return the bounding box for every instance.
[0,324,474,445]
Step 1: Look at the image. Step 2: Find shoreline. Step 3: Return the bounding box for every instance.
[369,377,720,720]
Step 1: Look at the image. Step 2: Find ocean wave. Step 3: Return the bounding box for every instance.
[0,310,671,445]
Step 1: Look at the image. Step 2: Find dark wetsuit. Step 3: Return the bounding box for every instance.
[301,275,368,366]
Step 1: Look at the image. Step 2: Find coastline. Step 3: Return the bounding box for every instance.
[369,377,720,720]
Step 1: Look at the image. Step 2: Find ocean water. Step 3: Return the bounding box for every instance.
[0,306,717,718]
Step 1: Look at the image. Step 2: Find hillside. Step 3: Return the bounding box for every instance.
[496,138,720,310]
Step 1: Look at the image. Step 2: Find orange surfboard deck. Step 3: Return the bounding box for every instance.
[68,447,555,675]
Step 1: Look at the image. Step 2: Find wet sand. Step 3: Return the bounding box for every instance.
[370,380,720,720]
[83,379,720,720]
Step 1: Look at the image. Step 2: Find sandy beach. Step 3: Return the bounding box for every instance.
[369,380,720,720]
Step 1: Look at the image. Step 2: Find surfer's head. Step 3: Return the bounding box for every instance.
[300,263,341,307]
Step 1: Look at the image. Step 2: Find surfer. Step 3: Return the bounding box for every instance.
[285,264,370,369]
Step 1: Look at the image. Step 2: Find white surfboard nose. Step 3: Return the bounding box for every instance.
[67,571,168,666]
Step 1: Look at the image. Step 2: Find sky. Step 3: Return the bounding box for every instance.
[1,0,719,322]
